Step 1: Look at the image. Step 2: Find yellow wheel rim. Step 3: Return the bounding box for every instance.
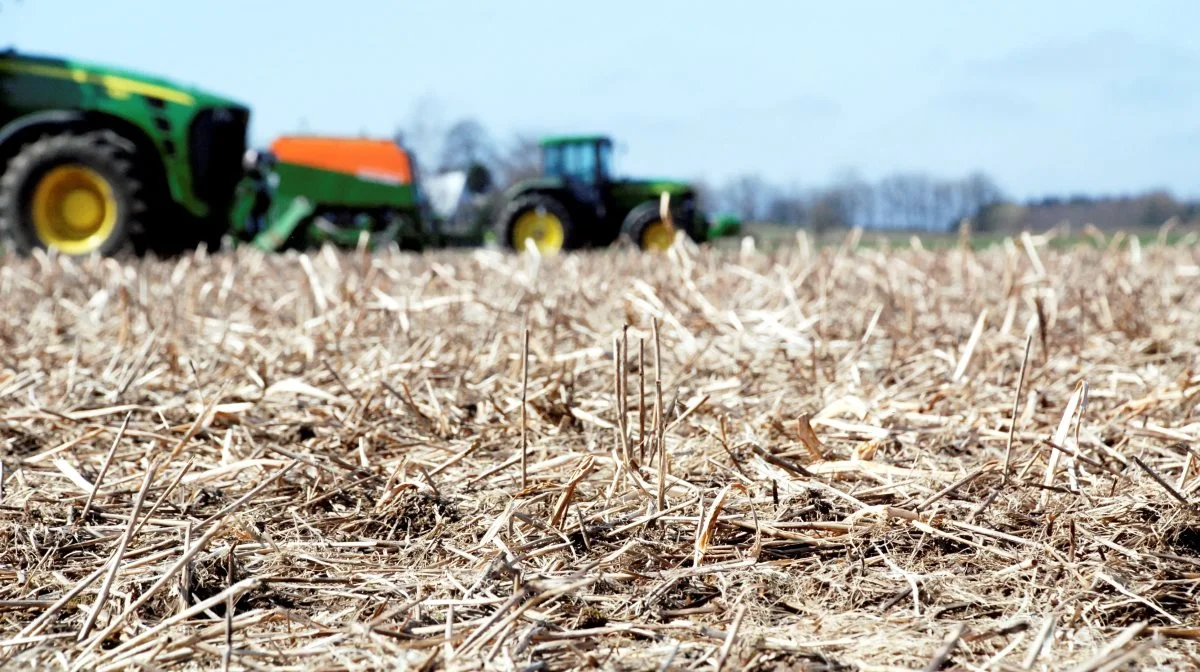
[512,209,565,255]
[30,164,119,255]
[641,219,676,252]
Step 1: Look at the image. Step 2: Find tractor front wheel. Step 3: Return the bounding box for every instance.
[0,131,146,257]
[621,201,678,253]
[495,194,579,255]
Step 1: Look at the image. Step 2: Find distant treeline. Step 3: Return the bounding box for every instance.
[973,191,1199,233]
[706,171,1199,234]
[395,112,1197,235]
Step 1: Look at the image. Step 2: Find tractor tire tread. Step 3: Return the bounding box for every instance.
[0,130,147,258]
[620,200,672,250]
[494,193,582,252]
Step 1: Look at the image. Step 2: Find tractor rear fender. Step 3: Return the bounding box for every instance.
[0,110,87,166]
[619,200,661,236]
[498,184,570,215]
[500,176,563,201]
[509,185,563,201]
[536,186,598,224]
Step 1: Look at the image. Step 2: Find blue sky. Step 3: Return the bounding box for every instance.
[5,0,1198,200]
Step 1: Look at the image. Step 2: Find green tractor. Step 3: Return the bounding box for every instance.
[0,49,446,258]
[491,135,739,255]
[0,49,251,256]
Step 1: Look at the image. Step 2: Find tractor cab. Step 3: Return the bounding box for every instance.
[538,135,613,224]
[540,135,613,186]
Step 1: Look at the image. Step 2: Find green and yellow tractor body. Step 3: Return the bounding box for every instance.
[0,49,249,255]
[0,49,437,257]
[490,134,740,255]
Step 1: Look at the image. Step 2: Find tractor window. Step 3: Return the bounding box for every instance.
[562,143,597,183]
[543,142,605,183]
[542,144,564,178]
[597,142,613,181]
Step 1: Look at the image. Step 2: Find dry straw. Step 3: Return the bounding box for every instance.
[0,225,1198,670]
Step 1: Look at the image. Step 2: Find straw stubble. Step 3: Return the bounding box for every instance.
[0,233,1197,670]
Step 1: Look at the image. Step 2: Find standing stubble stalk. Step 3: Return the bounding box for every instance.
[77,462,157,642]
[613,330,630,468]
[622,325,630,463]
[521,327,529,490]
[638,338,646,464]
[1002,334,1033,484]
[653,318,666,511]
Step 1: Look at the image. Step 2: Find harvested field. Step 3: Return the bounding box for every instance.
[1,234,1199,671]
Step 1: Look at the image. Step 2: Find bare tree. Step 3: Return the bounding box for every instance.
[876,175,910,228]
[739,168,1013,232]
[396,96,448,176]
[692,178,722,217]
[808,189,850,236]
[438,119,496,173]
[766,184,808,226]
[931,181,958,229]
[831,169,875,228]
[961,172,1005,220]
[721,174,770,222]
[492,134,543,189]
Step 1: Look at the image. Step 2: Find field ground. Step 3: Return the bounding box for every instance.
[1,233,1199,671]
[727,220,1200,253]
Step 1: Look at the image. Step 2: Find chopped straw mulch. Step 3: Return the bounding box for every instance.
[1,232,1199,671]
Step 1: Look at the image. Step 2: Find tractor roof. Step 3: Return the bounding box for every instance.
[538,134,612,148]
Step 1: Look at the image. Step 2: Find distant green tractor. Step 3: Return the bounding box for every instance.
[0,49,250,256]
[491,135,738,255]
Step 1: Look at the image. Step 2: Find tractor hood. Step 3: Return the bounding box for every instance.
[609,178,694,195]
[0,49,251,110]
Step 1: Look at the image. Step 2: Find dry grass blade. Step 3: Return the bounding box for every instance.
[77,462,157,641]
[1023,613,1058,669]
[1040,380,1087,510]
[652,317,667,512]
[923,623,968,672]
[794,414,826,461]
[550,455,594,529]
[715,604,746,672]
[521,327,530,490]
[952,307,988,381]
[79,411,131,521]
[1068,621,1150,672]
[1132,455,1193,509]
[694,484,730,566]
[1003,333,1033,483]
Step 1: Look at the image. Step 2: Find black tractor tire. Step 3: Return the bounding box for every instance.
[0,130,146,258]
[494,193,583,254]
[134,204,226,258]
[154,208,228,257]
[621,200,681,252]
